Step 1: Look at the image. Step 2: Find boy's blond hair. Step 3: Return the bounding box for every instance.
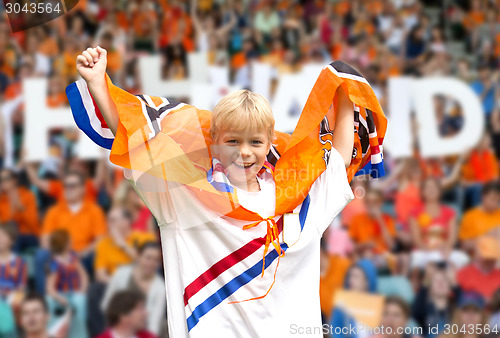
[210,89,275,143]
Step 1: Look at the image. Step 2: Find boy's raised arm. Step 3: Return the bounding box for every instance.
[332,85,355,168]
[76,46,119,135]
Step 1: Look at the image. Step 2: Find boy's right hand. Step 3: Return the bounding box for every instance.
[76,46,107,85]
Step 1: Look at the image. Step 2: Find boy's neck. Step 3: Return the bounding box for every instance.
[230,177,261,192]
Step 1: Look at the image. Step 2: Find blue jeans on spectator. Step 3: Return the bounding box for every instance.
[80,252,95,281]
[34,248,51,295]
[47,292,88,338]
[35,249,95,295]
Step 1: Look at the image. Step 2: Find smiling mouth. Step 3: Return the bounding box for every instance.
[234,162,255,169]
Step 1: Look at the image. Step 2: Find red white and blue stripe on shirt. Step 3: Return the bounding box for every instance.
[184,194,310,331]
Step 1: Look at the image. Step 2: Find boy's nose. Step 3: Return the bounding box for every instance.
[239,145,252,157]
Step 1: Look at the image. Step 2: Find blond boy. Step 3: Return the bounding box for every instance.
[75,46,356,337]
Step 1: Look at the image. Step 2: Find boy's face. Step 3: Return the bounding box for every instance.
[213,128,271,189]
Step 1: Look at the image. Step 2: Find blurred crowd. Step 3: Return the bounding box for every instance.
[2,0,500,337]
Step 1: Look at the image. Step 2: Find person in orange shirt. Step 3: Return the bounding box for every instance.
[459,181,500,252]
[24,156,106,204]
[349,188,396,255]
[34,172,106,295]
[461,133,499,208]
[0,169,40,252]
[95,207,156,284]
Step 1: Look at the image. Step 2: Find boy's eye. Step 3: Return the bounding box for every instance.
[226,140,238,144]
[252,140,263,144]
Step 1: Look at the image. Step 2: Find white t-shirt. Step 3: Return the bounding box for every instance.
[235,175,276,219]
[124,147,354,338]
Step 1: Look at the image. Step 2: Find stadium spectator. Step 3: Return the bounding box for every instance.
[470,64,499,126]
[253,1,280,41]
[95,207,155,284]
[438,291,488,338]
[19,293,64,338]
[457,236,500,301]
[96,289,157,338]
[88,206,155,336]
[409,177,469,270]
[329,259,378,337]
[320,229,353,322]
[46,229,89,338]
[461,134,499,208]
[348,188,399,271]
[0,224,27,302]
[0,168,39,251]
[459,181,500,253]
[412,263,460,338]
[370,296,423,338]
[34,170,106,294]
[112,181,155,233]
[488,288,500,329]
[101,242,166,336]
[24,157,106,204]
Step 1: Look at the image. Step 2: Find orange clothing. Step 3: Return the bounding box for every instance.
[333,1,350,16]
[459,207,500,240]
[411,205,455,250]
[198,0,213,11]
[231,52,246,69]
[116,11,129,30]
[38,37,59,58]
[320,255,351,320]
[462,150,499,183]
[330,43,343,61]
[42,200,106,252]
[0,187,40,235]
[106,50,123,73]
[395,182,422,229]
[4,82,22,100]
[0,49,17,79]
[47,179,97,203]
[365,0,383,16]
[349,213,396,254]
[340,196,366,227]
[53,51,80,82]
[94,231,156,274]
[74,0,87,11]
[132,10,157,38]
[463,11,485,30]
[47,93,67,108]
[420,158,445,179]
